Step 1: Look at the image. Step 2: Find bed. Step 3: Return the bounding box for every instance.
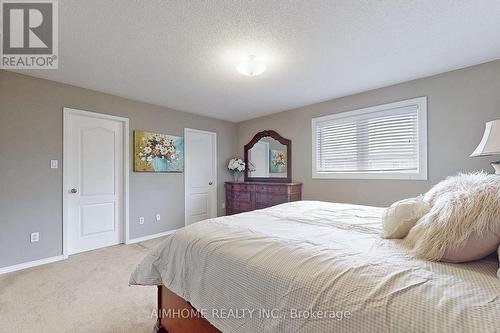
[130,201,500,333]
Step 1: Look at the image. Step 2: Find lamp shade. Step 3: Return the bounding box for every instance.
[470,119,500,157]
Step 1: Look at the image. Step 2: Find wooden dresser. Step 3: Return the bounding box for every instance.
[225,181,302,215]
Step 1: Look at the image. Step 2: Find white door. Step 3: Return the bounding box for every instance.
[64,109,125,255]
[185,128,217,225]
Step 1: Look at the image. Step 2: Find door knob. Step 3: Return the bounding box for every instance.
[209,182,213,185]
[70,188,78,194]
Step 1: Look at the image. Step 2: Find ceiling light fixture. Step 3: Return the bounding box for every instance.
[237,55,266,77]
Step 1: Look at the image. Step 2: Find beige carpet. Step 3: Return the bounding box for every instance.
[0,238,165,333]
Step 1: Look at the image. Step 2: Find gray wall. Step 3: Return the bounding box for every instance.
[237,60,500,207]
[2,60,500,269]
[0,70,237,268]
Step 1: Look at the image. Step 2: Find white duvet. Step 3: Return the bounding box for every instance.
[130,201,500,333]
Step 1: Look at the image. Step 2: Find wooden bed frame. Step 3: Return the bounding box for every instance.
[156,286,222,333]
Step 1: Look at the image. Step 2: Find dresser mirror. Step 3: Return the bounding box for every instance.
[244,130,291,182]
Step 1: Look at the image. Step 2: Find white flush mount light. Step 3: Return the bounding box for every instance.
[237,55,266,77]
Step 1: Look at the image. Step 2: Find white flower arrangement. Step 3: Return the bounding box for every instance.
[228,158,245,182]
[228,158,245,172]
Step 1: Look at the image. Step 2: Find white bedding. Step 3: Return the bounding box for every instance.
[130,201,500,333]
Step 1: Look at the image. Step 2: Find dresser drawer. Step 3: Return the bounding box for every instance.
[231,190,252,203]
[270,194,289,205]
[228,183,256,192]
[256,192,289,205]
[255,192,269,204]
[233,200,253,211]
[225,182,302,216]
[255,185,288,194]
[255,203,271,209]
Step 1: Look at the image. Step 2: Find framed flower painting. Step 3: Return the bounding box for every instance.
[134,130,184,172]
[269,149,287,173]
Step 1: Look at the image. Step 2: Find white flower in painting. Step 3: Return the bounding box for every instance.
[138,133,179,165]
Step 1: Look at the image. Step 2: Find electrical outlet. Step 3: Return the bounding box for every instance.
[139,217,145,225]
[50,160,58,169]
[155,214,161,222]
[30,232,39,243]
[222,202,225,209]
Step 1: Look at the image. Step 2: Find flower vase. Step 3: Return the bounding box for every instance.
[152,157,168,172]
[233,172,241,182]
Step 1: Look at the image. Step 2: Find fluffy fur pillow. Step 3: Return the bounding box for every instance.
[441,231,500,263]
[382,196,430,239]
[405,172,500,262]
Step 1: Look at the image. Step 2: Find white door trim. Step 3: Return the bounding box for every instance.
[63,107,130,258]
[184,128,217,226]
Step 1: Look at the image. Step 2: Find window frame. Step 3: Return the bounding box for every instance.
[311,97,428,180]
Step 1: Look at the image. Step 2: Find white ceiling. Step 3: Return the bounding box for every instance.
[17,0,500,122]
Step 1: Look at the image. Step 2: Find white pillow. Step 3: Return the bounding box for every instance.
[382,196,430,239]
[406,172,500,262]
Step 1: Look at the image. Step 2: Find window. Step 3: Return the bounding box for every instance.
[312,97,427,180]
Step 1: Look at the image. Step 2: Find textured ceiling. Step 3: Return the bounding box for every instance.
[15,0,500,122]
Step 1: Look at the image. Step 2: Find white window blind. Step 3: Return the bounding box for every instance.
[312,97,427,180]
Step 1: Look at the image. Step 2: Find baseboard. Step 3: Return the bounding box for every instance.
[0,255,66,275]
[127,229,178,245]
[0,231,176,275]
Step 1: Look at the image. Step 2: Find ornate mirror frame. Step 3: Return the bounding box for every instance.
[244,130,292,183]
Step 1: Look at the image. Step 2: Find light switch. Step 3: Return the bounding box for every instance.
[50,160,58,169]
